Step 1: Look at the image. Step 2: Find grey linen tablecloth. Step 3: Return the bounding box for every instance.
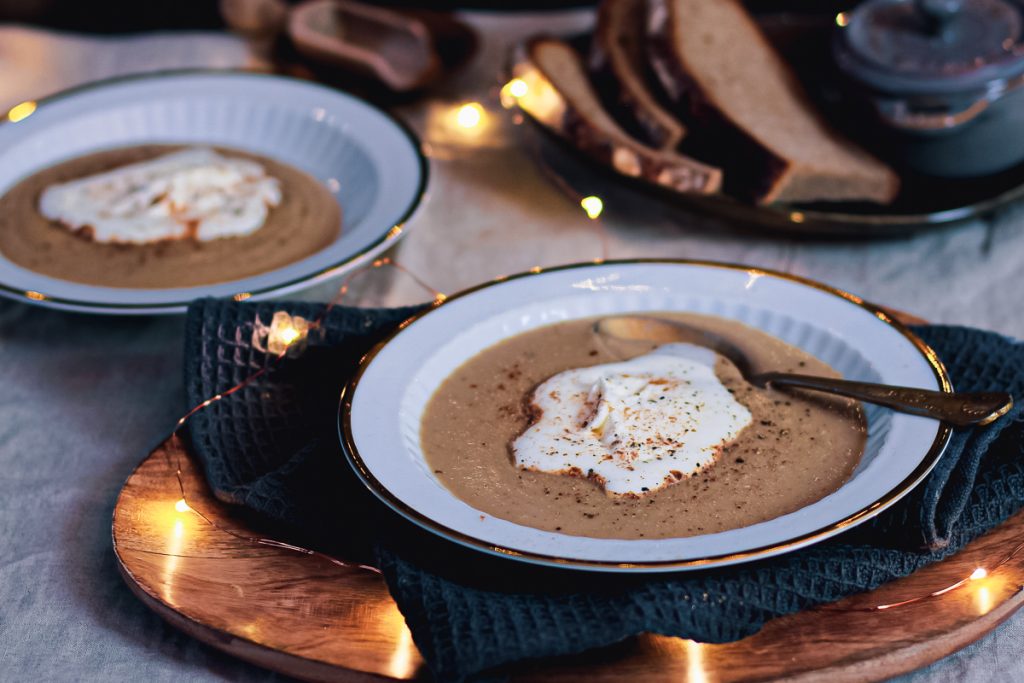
[4,298,1024,683]
[3,18,1024,683]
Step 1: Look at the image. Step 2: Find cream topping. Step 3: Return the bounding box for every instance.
[38,148,283,244]
[512,345,752,496]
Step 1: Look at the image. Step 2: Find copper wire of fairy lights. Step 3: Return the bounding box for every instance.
[167,256,444,576]
[161,92,615,577]
[174,257,444,431]
[523,127,613,263]
[166,446,382,574]
[163,91,1022,613]
[827,539,1024,612]
[499,89,1024,612]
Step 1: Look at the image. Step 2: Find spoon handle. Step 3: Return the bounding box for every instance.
[755,372,1013,427]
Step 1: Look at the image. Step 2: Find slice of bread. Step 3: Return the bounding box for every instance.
[646,0,899,205]
[590,0,686,150]
[514,38,722,195]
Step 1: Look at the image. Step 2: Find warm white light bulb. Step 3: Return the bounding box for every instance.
[580,195,604,220]
[507,79,528,98]
[278,326,300,346]
[456,103,484,129]
[6,101,36,123]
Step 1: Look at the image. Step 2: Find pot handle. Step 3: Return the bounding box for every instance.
[875,96,990,131]
[875,72,1024,131]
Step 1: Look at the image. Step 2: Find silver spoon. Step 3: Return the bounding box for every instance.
[594,315,1013,427]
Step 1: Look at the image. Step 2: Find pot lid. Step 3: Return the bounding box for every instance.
[837,0,1024,94]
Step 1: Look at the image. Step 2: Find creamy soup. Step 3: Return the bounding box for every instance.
[0,145,340,288]
[420,313,867,539]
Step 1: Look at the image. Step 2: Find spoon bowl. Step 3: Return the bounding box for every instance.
[595,315,1013,427]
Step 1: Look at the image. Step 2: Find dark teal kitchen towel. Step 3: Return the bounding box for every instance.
[184,298,1024,682]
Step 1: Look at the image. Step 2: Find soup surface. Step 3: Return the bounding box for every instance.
[0,145,340,288]
[420,313,867,539]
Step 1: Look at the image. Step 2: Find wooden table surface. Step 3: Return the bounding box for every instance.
[114,433,1024,682]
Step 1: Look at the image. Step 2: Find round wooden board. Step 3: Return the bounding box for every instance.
[115,432,1024,682]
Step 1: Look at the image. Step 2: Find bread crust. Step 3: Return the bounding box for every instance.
[645,0,899,205]
[645,0,791,202]
[590,0,686,150]
[516,38,722,196]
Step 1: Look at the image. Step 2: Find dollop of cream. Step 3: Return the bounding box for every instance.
[38,148,283,244]
[512,345,752,496]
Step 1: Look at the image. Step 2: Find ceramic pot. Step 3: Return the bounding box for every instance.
[834,0,1024,177]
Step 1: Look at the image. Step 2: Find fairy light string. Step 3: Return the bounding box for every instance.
[161,85,1021,615]
[166,256,444,575]
[515,93,1024,611]
[831,540,1024,612]
[512,80,1024,612]
[167,443,381,574]
[522,127,612,262]
[162,91,608,574]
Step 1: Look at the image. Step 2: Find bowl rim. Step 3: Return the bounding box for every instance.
[338,259,953,571]
[0,69,429,314]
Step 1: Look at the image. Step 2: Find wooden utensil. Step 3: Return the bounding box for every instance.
[288,0,441,92]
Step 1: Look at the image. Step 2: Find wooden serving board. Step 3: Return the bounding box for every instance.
[115,433,1024,682]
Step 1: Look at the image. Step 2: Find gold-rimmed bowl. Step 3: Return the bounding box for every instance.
[340,260,952,572]
[0,71,426,314]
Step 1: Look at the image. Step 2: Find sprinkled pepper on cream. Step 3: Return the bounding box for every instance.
[512,344,752,496]
[38,147,283,244]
